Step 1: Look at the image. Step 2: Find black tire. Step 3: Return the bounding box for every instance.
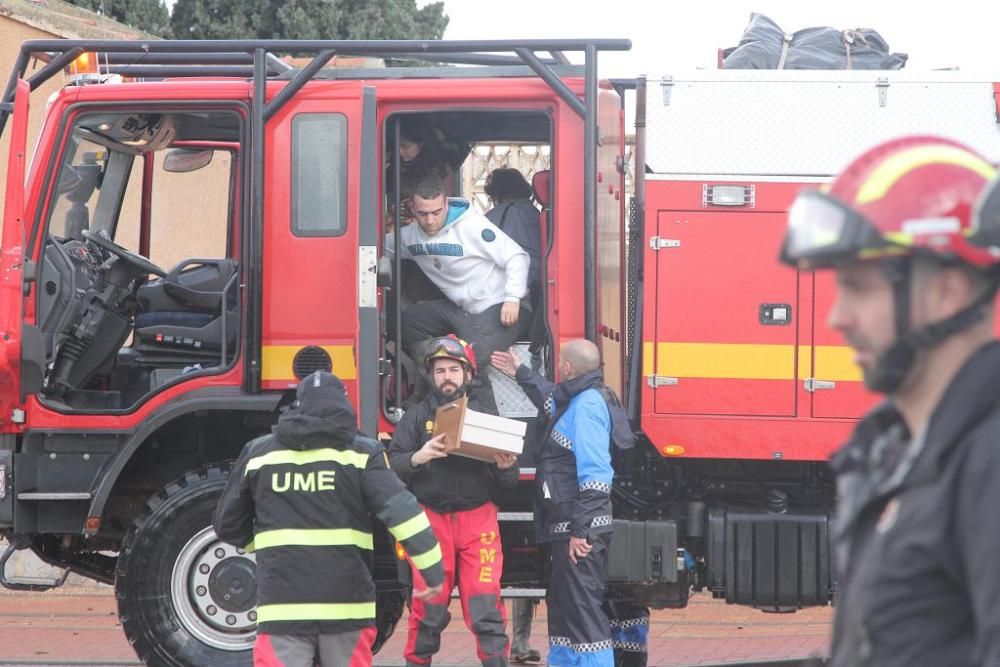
[116,465,254,667]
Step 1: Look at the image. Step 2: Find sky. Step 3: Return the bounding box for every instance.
[432,0,999,76]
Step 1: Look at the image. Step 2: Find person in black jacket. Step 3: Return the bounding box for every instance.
[485,168,542,295]
[213,371,444,667]
[779,136,1000,667]
[388,335,518,667]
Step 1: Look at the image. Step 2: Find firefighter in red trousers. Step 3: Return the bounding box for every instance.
[388,335,519,667]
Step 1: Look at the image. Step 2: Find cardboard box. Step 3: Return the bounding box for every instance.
[432,395,526,462]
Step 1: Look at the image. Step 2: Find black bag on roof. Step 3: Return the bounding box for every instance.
[722,13,907,70]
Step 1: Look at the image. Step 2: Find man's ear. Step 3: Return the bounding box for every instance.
[935,265,978,318]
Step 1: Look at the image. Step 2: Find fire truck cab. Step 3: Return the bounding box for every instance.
[0,39,633,666]
[2,38,1000,667]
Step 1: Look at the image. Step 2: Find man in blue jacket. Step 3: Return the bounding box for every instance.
[493,340,615,667]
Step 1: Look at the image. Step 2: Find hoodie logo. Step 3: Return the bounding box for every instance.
[407,243,464,257]
[481,229,496,242]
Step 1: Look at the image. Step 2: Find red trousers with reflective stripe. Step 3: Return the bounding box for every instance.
[253,628,377,667]
[405,502,509,665]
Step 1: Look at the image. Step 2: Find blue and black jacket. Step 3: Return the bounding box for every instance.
[515,366,615,542]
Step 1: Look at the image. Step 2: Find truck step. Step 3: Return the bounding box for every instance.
[16,492,92,501]
[0,541,70,592]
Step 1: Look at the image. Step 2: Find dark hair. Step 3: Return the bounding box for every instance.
[413,171,447,200]
[398,115,434,145]
[485,168,533,203]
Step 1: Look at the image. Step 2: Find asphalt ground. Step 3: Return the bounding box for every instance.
[0,586,831,666]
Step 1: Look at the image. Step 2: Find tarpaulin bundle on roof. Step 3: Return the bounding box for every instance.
[722,13,908,70]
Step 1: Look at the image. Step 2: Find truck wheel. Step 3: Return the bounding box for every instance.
[116,465,254,667]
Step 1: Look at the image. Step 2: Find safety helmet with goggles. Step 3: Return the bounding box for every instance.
[423,335,477,377]
[779,135,1000,393]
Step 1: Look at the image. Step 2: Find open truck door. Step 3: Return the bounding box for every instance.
[0,79,30,428]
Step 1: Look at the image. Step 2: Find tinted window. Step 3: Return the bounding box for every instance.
[292,114,347,237]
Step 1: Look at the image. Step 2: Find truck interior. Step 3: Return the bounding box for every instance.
[31,109,242,412]
[380,109,553,465]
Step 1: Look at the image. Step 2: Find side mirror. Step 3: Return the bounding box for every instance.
[377,256,393,287]
[163,148,213,173]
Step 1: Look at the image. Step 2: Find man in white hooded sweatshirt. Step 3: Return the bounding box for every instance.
[388,172,531,407]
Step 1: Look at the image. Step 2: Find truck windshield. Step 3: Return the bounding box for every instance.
[48,135,130,242]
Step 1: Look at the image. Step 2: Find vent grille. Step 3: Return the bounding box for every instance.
[292,346,332,380]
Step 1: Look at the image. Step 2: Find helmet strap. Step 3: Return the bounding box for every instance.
[868,258,997,393]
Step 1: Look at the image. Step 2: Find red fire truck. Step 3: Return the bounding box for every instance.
[0,38,998,666]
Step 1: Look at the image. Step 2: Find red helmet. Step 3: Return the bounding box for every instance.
[423,335,477,377]
[781,136,1000,269]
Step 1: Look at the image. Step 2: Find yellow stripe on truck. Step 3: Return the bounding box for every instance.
[261,345,356,381]
[641,342,862,382]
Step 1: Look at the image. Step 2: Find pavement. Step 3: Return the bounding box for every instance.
[0,585,831,666]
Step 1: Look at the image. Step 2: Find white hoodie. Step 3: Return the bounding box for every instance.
[386,198,529,314]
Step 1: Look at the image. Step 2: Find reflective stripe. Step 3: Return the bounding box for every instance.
[256,601,376,623]
[388,511,431,542]
[409,542,443,570]
[855,145,997,205]
[262,344,357,382]
[642,342,862,382]
[253,528,373,551]
[245,448,369,475]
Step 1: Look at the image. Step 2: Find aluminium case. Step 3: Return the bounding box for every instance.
[643,70,1000,178]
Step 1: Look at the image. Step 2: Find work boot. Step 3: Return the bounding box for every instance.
[509,599,540,663]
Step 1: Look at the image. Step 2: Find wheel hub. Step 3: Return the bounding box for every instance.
[208,555,257,613]
[171,526,257,651]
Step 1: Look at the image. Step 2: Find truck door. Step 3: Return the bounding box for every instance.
[0,80,29,422]
[650,183,799,417]
[261,83,377,430]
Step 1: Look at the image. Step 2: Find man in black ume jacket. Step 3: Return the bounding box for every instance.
[214,371,444,667]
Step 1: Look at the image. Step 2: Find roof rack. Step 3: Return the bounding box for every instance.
[0,38,631,377]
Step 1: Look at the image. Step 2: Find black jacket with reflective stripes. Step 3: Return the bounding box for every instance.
[829,341,1000,667]
[388,389,519,513]
[214,372,443,636]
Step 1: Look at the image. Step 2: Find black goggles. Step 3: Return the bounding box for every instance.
[780,190,889,269]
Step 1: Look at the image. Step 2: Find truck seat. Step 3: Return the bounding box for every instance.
[133,258,239,358]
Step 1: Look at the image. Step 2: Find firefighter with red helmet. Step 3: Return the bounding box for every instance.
[387,335,519,667]
[780,136,1000,666]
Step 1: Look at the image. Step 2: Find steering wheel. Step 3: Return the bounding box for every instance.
[82,229,167,277]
